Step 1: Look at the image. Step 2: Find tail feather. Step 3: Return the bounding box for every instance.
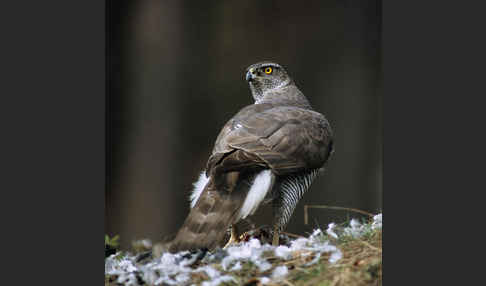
[168,171,249,252]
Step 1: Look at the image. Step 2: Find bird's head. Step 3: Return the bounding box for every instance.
[245,62,294,102]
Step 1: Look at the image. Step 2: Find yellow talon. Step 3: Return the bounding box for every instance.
[223,224,239,249]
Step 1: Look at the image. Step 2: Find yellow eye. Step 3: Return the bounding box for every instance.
[264,67,273,74]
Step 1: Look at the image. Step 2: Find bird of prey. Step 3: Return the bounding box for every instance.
[168,62,333,253]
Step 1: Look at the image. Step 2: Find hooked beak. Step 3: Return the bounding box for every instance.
[246,68,256,82]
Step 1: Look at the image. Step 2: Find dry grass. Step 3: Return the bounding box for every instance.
[240,227,382,286]
[286,230,382,286]
[105,216,382,286]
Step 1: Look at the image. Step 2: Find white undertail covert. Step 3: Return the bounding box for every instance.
[237,170,274,220]
[190,171,209,208]
[190,170,275,221]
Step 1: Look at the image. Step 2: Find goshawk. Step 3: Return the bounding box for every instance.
[168,62,333,252]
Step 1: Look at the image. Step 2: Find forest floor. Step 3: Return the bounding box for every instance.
[105,214,382,286]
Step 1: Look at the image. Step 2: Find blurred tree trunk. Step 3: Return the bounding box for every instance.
[107,0,183,249]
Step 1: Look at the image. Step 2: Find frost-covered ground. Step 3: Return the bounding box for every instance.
[105,213,382,286]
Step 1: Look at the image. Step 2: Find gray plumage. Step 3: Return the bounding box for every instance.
[272,168,322,231]
[168,61,333,253]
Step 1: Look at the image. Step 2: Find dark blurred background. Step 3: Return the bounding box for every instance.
[106,0,381,249]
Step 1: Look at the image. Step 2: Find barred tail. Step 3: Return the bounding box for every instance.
[168,172,246,252]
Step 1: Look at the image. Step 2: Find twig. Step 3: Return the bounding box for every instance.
[304,205,374,225]
[283,279,296,286]
[294,266,310,274]
[281,231,304,238]
[329,273,341,286]
[283,259,303,265]
[360,240,382,253]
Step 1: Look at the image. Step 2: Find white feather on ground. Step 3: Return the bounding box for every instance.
[106,214,382,286]
[271,265,289,280]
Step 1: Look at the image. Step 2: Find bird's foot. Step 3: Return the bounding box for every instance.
[272,225,280,246]
[223,224,239,249]
[223,235,239,249]
[236,225,287,246]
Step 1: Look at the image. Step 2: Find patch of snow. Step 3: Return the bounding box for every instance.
[329,248,343,264]
[254,259,272,272]
[326,223,338,239]
[274,245,292,260]
[105,255,139,285]
[290,237,308,251]
[229,261,242,271]
[287,229,343,264]
[105,254,138,275]
[343,219,368,238]
[372,213,382,230]
[310,228,323,238]
[271,265,288,280]
[174,272,190,284]
[117,273,138,286]
[221,238,273,272]
[259,277,271,284]
[195,265,221,279]
[201,275,235,286]
[105,214,382,285]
